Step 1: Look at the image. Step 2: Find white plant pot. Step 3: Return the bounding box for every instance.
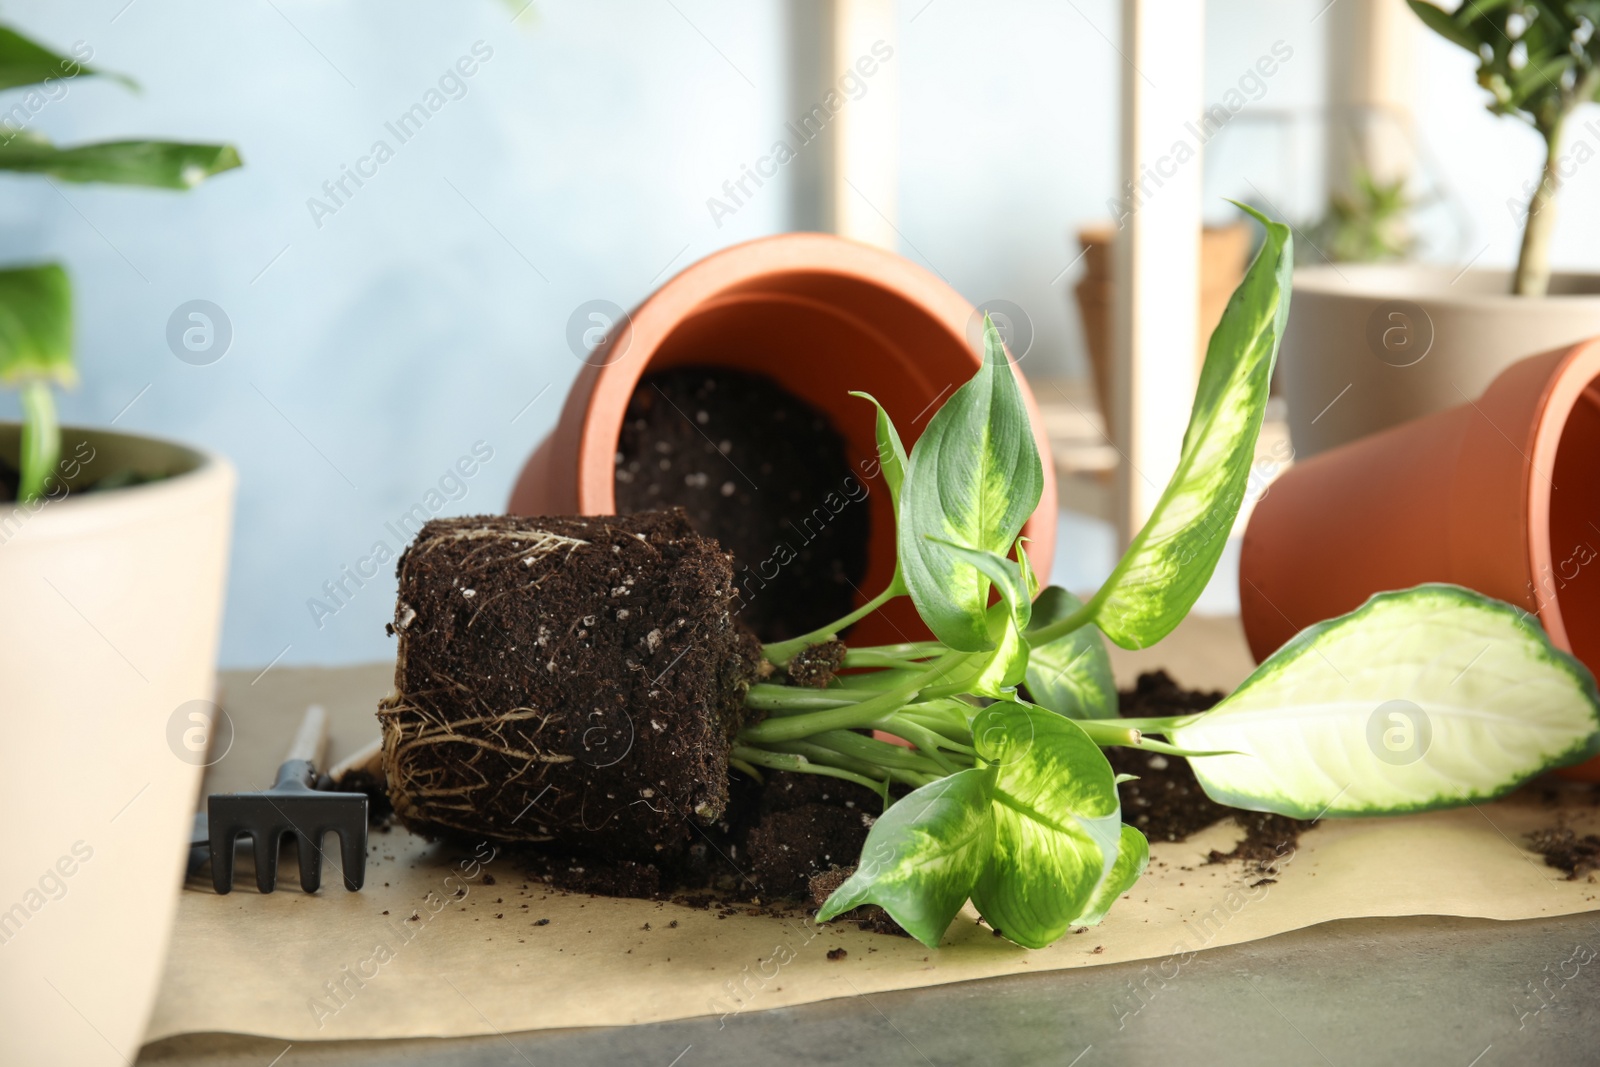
[0,425,234,1065]
[1281,264,1600,458]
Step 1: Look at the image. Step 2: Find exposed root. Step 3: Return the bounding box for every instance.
[379,696,572,845]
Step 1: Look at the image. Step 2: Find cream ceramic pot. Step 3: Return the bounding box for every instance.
[1281,265,1600,458]
[0,425,234,1066]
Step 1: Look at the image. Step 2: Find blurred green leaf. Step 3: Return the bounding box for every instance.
[1406,1,1481,52]
[0,25,135,93]
[0,134,240,188]
[0,264,73,385]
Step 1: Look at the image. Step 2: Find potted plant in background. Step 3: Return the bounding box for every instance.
[0,25,240,1067]
[1242,5,1600,779]
[1282,0,1600,458]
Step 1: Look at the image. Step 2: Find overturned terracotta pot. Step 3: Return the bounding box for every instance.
[1240,338,1600,779]
[509,233,1059,647]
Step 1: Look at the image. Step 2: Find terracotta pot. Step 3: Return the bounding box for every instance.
[509,233,1058,647]
[1281,265,1600,459]
[1072,221,1252,437]
[0,424,235,1064]
[1239,339,1600,779]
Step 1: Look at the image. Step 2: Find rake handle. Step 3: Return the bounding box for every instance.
[285,704,329,765]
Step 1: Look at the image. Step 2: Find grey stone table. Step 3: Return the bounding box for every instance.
[138,634,1600,1066]
[139,911,1600,1066]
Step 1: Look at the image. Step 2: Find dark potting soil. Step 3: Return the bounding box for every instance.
[613,367,870,644]
[497,671,1313,921]
[1527,827,1600,880]
[379,510,760,864]
[786,639,847,689]
[1108,671,1232,843]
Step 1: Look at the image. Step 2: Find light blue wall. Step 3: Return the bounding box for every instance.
[1,0,795,667]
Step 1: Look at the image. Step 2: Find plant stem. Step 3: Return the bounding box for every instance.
[18,379,59,504]
[841,642,945,668]
[745,685,863,712]
[830,667,925,691]
[1515,121,1564,297]
[1074,720,1143,747]
[738,651,970,744]
[1022,594,1100,647]
[803,729,951,776]
[729,745,889,796]
[761,582,902,666]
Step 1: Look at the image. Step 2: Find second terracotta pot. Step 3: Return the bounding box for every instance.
[509,233,1059,647]
[1240,338,1600,778]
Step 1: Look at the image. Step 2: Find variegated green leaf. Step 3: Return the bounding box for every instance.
[1026,586,1117,719]
[1090,204,1291,650]
[899,315,1043,651]
[969,702,1124,948]
[816,767,996,948]
[1171,585,1600,818]
[930,541,1033,697]
[1072,823,1149,926]
[851,390,908,507]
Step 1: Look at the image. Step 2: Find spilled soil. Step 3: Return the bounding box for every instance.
[1528,826,1600,880]
[482,669,1316,932]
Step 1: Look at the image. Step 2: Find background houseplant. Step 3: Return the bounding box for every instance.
[0,25,240,1067]
[1281,1,1600,459]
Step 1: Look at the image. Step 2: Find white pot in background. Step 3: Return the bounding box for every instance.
[0,425,234,1066]
[1281,264,1600,458]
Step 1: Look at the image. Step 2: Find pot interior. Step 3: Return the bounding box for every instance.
[0,422,205,499]
[627,271,979,639]
[1548,382,1600,670]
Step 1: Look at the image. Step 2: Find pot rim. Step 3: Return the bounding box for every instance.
[1293,263,1600,306]
[567,231,1051,515]
[1520,339,1600,649]
[0,421,235,541]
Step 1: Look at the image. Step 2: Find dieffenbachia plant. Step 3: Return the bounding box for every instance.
[0,25,239,502]
[733,204,1600,949]
[1409,1,1600,296]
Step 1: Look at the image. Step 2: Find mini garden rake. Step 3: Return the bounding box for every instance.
[208,705,368,894]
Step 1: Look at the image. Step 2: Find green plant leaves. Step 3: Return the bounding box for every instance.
[0,26,134,92]
[0,264,72,385]
[1072,823,1149,927]
[815,767,997,947]
[1169,585,1600,818]
[0,134,241,188]
[851,390,907,507]
[1405,2,1479,53]
[1025,586,1117,719]
[818,702,1139,949]
[899,316,1043,652]
[969,702,1125,948]
[928,541,1034,697]
[1406,1,1600,134]
[1088,205,1291,651]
